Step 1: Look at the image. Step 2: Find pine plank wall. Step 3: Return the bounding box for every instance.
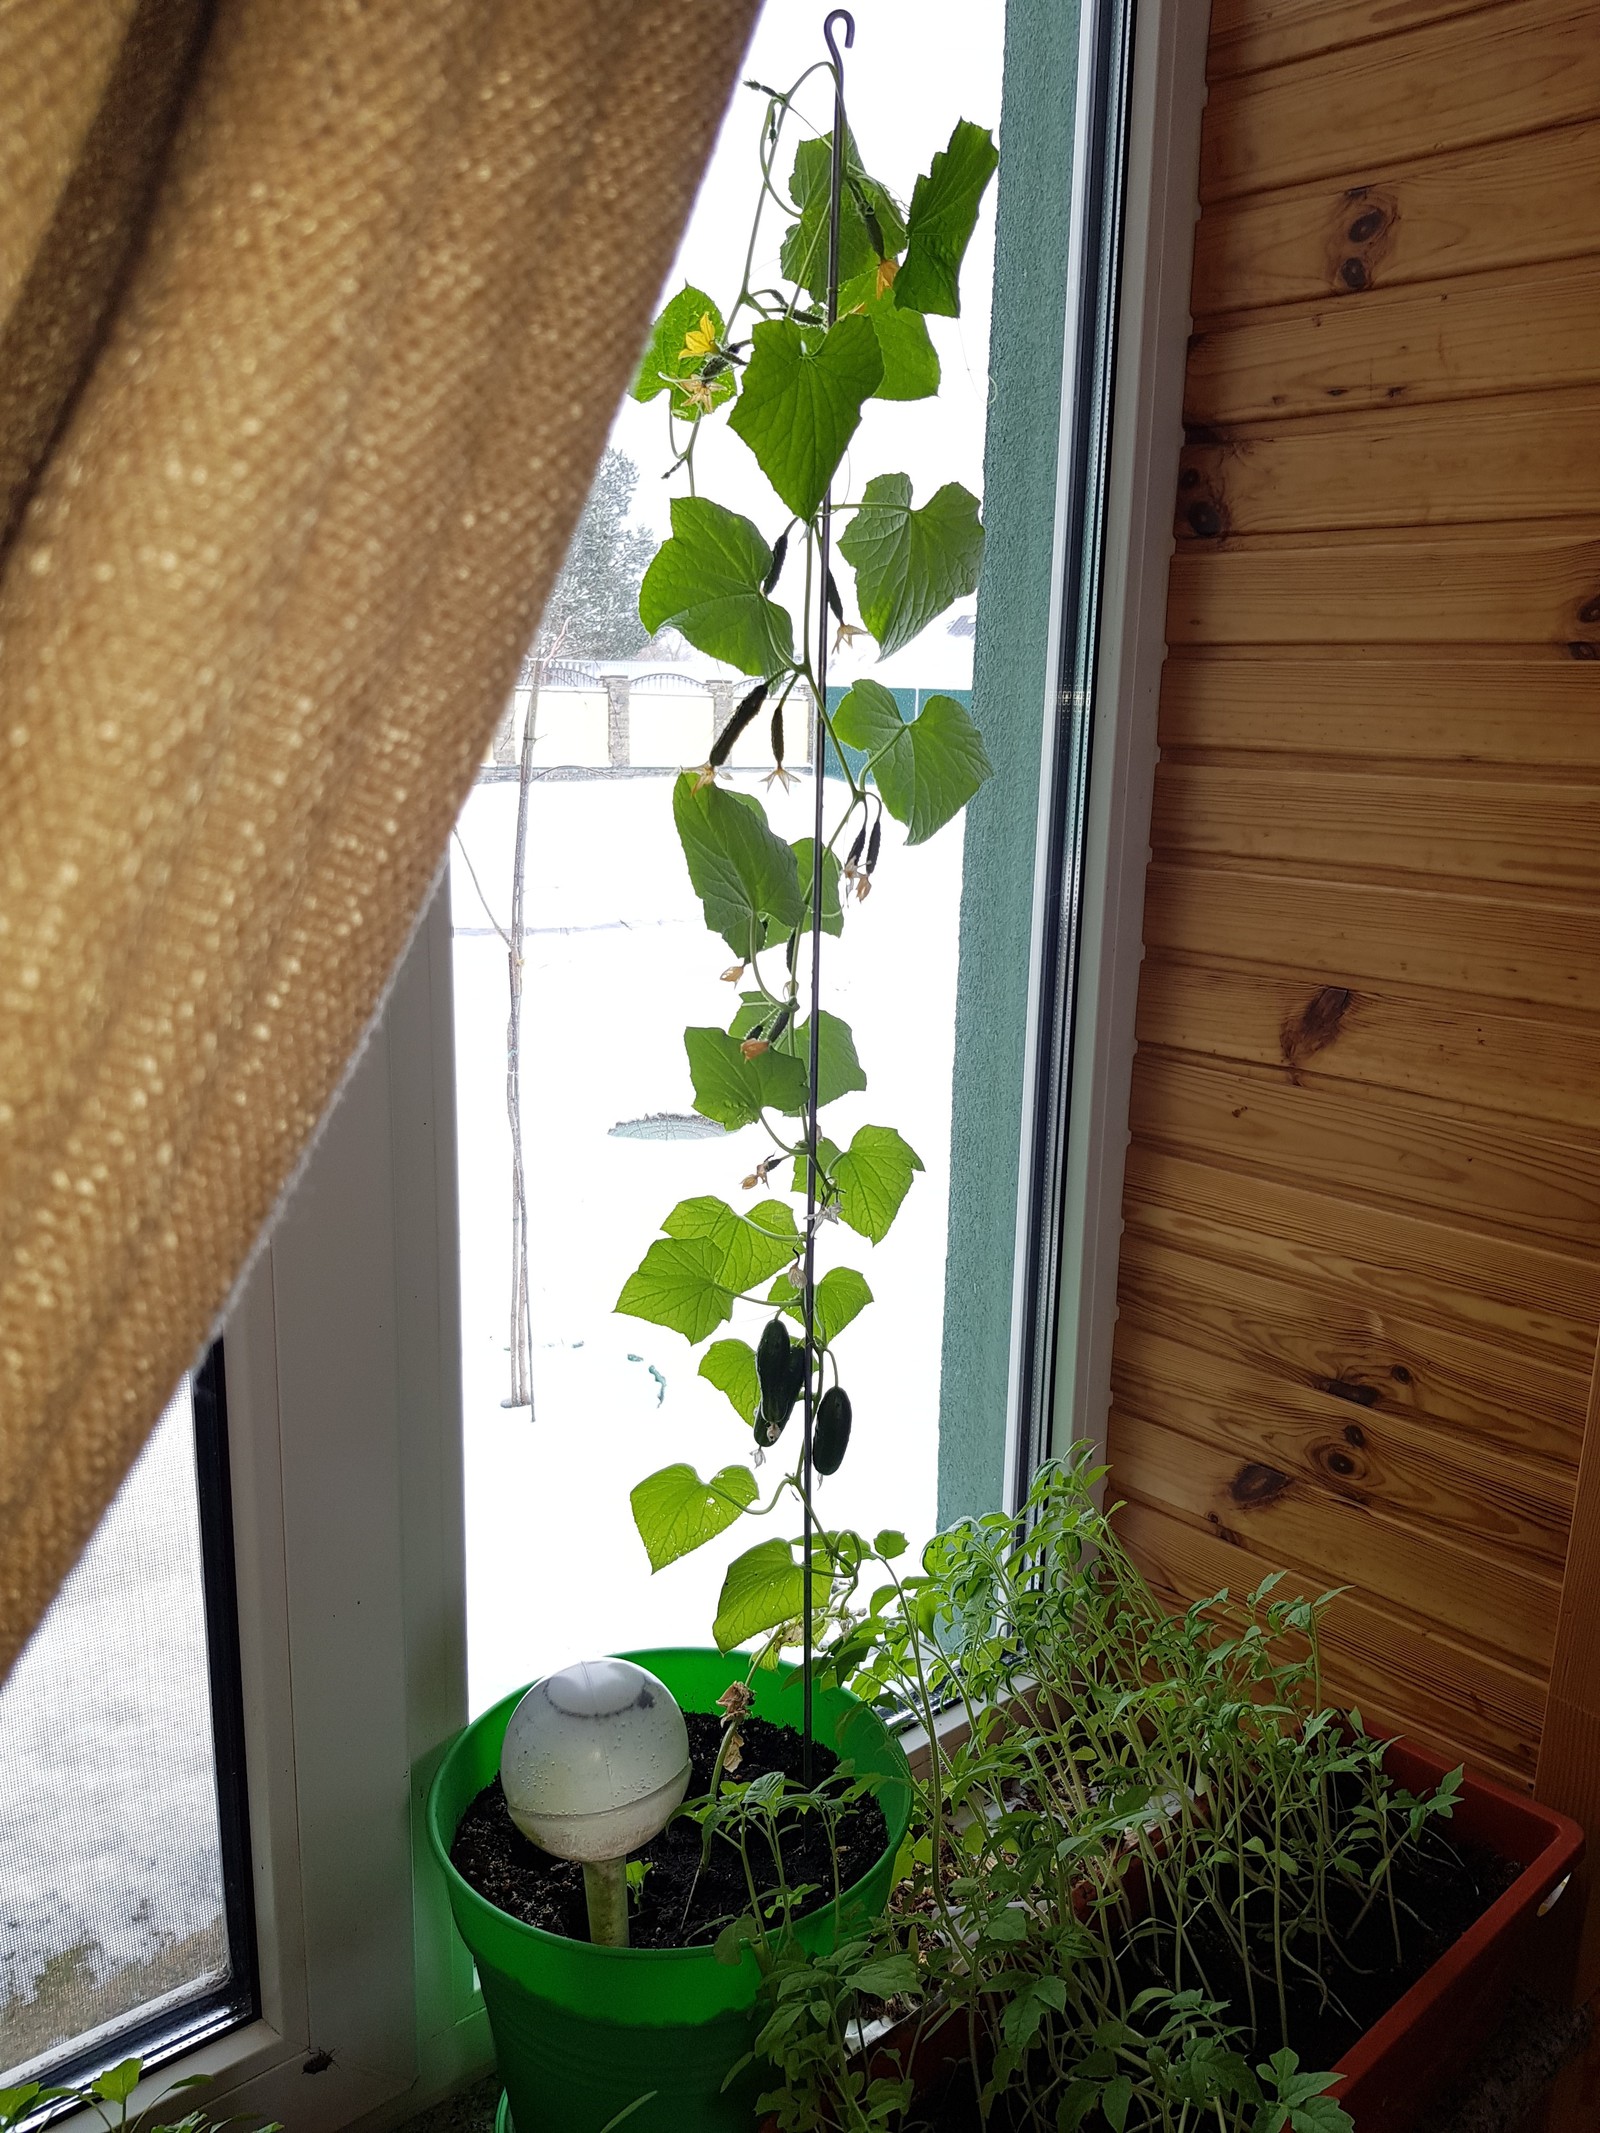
[1105,0,1600,1810]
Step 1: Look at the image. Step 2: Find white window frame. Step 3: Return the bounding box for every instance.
[1027,0,1210,1480]
[47,10,1208,2126]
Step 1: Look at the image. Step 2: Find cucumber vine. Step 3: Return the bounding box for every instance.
[615,33,997,1678]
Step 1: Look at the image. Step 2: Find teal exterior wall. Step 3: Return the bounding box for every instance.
[938,1,1080,1524]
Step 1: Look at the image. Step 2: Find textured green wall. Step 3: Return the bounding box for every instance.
[938,0,1080,1525]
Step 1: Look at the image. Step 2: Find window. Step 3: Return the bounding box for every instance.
[0,1351,255,2091]
[449,0,1007,1713]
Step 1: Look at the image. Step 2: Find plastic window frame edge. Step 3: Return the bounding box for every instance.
[46,882,486,2133]
[1006,0,1210,1504]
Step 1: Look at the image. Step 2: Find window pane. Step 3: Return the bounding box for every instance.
[453,0,1005,1712]
[0,1383,234,2084]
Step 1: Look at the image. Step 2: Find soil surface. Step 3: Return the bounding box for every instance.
[450,1710,890,1950]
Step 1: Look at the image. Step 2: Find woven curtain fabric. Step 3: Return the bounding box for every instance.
[0,0,756,1679]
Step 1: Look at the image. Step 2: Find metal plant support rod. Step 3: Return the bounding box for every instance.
[801,4,853,1784]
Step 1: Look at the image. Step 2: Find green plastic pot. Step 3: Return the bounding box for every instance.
[426,1647,913,2133]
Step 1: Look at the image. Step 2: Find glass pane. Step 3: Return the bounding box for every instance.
[0,1385,230,2084]
[454,0,1006,1713]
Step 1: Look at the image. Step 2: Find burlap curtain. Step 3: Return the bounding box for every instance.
[0,0,756,1680]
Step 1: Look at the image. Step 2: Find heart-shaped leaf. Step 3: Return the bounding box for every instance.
[640,498,794,676]
[768,1265,873,1344]
[673,772,803,956]
[893,120,999,319]
[699,1338,761,1425]
[839,263,940,400]
[685,1026,808,1130]
[715,1537,805,1651]
[631,284,736,414]
[770,837,844,943]
[615,1236,733,1342]
[838,475,984,658]
[780,132,906,302]
[832,1125,925,1243]
[832,680,992,844]
[729,316,883,521]
[663,1196,799,1293]
[632,1462,758,1572]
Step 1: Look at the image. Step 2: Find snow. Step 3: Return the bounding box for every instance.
[452,758,963,1713]
[0,1393,226,2082]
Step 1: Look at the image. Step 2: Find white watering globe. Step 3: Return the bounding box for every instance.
[500,1656,692,1947]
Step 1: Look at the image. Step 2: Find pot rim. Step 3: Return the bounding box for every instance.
[425,1644,913,1967]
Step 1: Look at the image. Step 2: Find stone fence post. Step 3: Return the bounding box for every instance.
[603,674,631,767]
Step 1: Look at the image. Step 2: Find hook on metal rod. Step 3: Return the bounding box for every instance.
[823,9,855,70]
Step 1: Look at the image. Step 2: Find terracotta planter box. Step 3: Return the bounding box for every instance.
[759,1737,1585,2133]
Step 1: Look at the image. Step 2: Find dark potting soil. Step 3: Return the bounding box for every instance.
[899,1820,1520,2132]
[449,1710,889,1951]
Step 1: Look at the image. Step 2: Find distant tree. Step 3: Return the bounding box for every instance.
[534,446,659,662]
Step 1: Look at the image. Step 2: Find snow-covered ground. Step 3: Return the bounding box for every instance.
[0,1391,226,2081]
[453,752,964,1714]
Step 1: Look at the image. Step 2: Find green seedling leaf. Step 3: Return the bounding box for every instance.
[838,475,984,658]
[685,1025,807,1130]
[839,265,939,401]
[640,498,794,677]
[700,1338,761,1425]
[616,1237,733,1342]
[631,284,736,413]
[874,1528,908,1558]
[1101,2075,1134,2133]
[847,1953,920,2000]
[893,120,999,318]
[673,773,802,955]
[631,1462,758,1571]
[729,316,883,521]
[781,132,907,302]
[833,1124,924,1242]
[715,1538,805,1650]
[93,2064,143,2106]
[833,680,992,843]
[663,1195,799,1292]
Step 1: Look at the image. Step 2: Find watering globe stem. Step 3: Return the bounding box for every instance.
[583,1858,631,1948]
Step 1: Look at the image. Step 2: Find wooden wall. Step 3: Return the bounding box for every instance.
[1107,0,1600,1795]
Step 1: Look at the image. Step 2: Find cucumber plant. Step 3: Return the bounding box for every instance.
[615,30,997,1679]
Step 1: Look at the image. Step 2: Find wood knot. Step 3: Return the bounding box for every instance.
[1316,1374,1379,1409]
[1187,500,1225,538]
[1229,1462,1290,1508]
[1339,257,1370,291]
[1343,1423,1367,1448]
[1281,985,1355,1080]
[1569,641,1599,660]
[1389,1364,1412,1385]
[1579,595,1600,625]
[1347,207,1386,244]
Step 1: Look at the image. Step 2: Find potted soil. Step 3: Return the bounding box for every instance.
[743,1456,1586,2133]
[426,1648,911,2133]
